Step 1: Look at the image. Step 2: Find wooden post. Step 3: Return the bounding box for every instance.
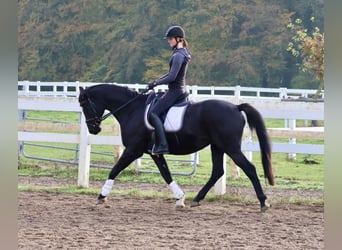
[78,113,91,187]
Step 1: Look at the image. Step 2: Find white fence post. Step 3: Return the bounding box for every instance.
[279,87,288,99]
[191,152,199,166]
[214,154,226,195]
[288,119,297,160]
[77,113,91,187]
[210,85,215,96]
[135,158,142,168]
[37,81,41,97]
[235,85,241,104]
[192,85,198,96]
[23,80,29,95]
[63,81,68,97]
[244,135,253,162]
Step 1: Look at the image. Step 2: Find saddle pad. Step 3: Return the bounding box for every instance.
[144,104,188,132]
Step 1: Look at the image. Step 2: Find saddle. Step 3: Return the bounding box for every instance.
[144,91,190,132]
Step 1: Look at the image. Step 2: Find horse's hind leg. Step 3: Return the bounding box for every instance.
[151,155,185,208]
[191,145,224,207]
[228,150,269,211]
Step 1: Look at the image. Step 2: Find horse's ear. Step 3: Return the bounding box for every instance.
[79,86,84,92]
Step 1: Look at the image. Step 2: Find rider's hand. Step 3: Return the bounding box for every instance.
[147,82,156,90]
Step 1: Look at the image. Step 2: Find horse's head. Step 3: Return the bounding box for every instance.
[78,86,104,135]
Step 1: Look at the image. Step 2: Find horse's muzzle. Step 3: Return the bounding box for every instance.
[88,125,101,135]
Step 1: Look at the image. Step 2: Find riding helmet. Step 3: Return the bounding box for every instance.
[164,26,185,39]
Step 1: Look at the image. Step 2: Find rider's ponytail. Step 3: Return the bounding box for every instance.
[177,37,188,48]
[183,39,188,48]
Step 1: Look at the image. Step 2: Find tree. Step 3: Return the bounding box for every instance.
[287,17,324,94]
[18,0,323,88]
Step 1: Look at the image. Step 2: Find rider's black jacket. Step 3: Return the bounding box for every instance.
[154,48,191,91]
[149,47,191,116]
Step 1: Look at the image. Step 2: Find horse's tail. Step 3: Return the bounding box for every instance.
[237,103,275,186]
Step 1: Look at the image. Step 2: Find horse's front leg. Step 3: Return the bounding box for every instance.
[150,154,185,208]
[98,148,142,204]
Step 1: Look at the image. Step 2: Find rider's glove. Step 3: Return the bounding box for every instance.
[147,81,156,90]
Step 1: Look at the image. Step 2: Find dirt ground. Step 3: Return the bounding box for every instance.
[18,176,323,250]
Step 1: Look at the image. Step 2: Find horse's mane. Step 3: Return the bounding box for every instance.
[87,83,139,98]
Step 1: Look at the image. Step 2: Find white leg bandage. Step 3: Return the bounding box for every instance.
[101,179,114,196]
[169,181,184,200]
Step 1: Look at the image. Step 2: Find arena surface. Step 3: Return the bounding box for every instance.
[18,176,323,249]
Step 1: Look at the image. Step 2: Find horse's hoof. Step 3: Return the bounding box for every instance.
[190,201,200,207]
[260,202,271,212]
[97,195,107,205]
[175,196,186,209]
[97,198,106,205]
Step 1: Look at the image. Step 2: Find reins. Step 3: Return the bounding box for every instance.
[108,91,146,117]
[88,88,149,122]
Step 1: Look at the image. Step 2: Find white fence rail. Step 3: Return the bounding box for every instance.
[18,81,324,100]
[18,82,324,194]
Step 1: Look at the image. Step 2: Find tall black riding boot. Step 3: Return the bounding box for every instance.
[148,113,169,155]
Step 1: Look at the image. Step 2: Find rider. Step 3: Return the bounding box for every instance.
[147,25,191,155]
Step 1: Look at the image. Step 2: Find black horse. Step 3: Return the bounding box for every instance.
[78,84,274,211]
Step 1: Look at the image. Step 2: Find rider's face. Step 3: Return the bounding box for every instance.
[167,37,177,47]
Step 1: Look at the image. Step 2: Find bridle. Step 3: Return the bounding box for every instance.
[80,88,148,126]
[79,96,105,128]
